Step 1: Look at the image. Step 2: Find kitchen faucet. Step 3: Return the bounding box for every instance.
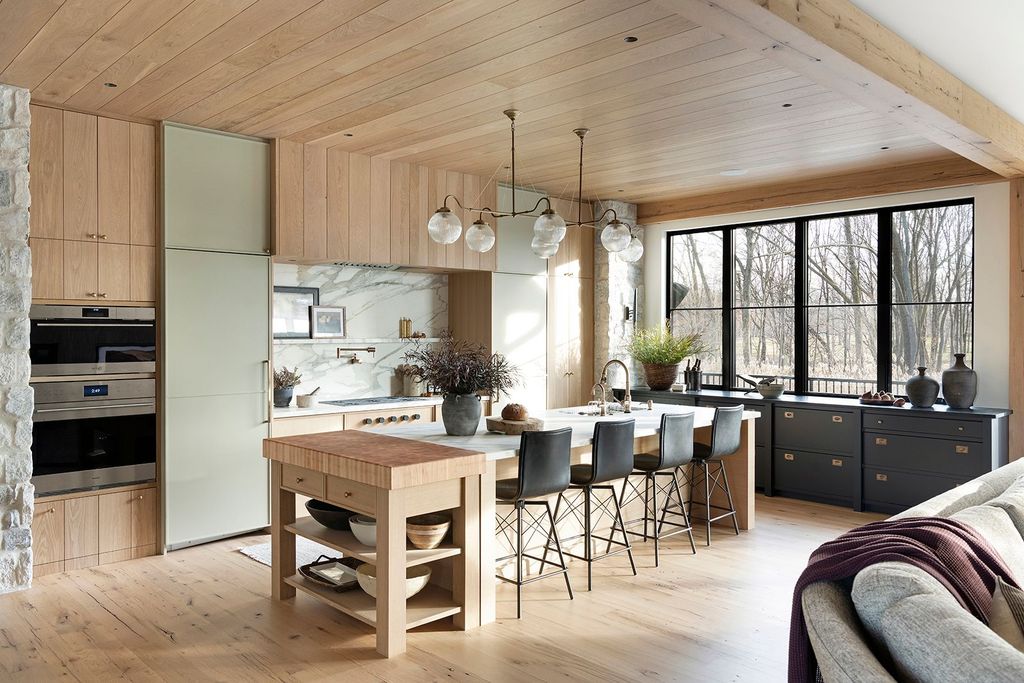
[600,359,632,413]
[590,381,608,415]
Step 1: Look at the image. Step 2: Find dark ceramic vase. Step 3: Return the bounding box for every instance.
[941,353,977,410]
[441,393,482,436]
[273,387,294,408]
[905,366,939,408]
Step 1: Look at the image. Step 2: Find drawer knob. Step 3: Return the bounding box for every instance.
[388,415,398,422]
[875,437,888,446]
[876,419,883,425]
[784,411,794,419]
[957,426,964,432]
[344,491,352,498]
[400,415,410,421]
[295,477,304,483]
[876,473,888,482]
[832,459,843,467]
[831,415,843,423]
[783,453,795,461]
[44,507,55,514]
[955,445,969,454]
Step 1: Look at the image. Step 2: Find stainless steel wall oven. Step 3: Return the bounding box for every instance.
[29,304,155,377]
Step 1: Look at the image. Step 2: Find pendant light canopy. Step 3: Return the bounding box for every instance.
[425,110,639,260]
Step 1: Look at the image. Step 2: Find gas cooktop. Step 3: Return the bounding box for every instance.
[320,396,432,407]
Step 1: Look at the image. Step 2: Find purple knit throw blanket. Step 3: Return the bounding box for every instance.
[789,516,1019,683]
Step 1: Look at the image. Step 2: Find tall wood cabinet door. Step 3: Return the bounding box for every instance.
[33,500,65,565]
[97,117,131,244]
[302,144,327,260]
[129,123,157,246]
[348,153,371,262]
[63,240,98,300]
[369,156,391,264]
[63,111,98,242]
[130,245,156,303]
[390,161,410,266]
[131,488,158,549]
[273,139,304,259]
[29,237,64,299]
[98,491,133,553]
[326,147,350,260]
[547,276,571,409]
[64,496,99,560]
[98,242,131,301]
[29,105,63,239]
[576,277,594,405]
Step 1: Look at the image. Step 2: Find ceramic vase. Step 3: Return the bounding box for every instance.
[905,366,939,408]
[941,353,977,410]
[273,387,293,408]
[441,393,482,436]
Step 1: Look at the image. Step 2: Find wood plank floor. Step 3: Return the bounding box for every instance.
[0,496,883,682]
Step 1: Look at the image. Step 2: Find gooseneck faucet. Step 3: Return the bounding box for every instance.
[590,381,608,415]
[600,359,632,413]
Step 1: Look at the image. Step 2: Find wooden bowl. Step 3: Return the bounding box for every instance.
[406,514,451,549]
[356,563,431,599]
[305,499,354,530]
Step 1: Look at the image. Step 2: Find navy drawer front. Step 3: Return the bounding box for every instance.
[774,449,854,500]
[775,406,858,454]
[863,411,985,440]
[700,398,768,447]
[863,432,989,479]
[863,467,961,509]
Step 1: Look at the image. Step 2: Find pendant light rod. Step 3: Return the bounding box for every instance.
[504,109,519,216]
[574,128,588,228]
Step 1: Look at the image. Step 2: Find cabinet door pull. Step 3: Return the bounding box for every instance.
[784,411,794,419]
[98,234,108,240]
[294,477,304,483]
[831,459,843,467]
[783,453,795,461]
[343,491,352,498]
[97,292,107,298]
[955,445,969,454]
[831,415,843,423]
[876,473,888,482]
[875,437,888,446]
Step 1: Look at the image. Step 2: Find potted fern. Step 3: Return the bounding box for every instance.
[626,324,708,391]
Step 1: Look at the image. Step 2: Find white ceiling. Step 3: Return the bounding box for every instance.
[850,0,1024,125]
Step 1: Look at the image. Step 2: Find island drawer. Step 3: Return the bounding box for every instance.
[862,411,984,439]
[326,475,376,516]
[774,406,857,454]
[863,433,989,478]
[773,449,854,501]
[281,464,325,499]
[863,468,961,510]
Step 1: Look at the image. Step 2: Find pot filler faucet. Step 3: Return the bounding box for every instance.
[600,359,632,413]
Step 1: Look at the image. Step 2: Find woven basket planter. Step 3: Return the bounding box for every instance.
[642,363,680,391]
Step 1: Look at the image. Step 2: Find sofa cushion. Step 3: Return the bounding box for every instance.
[852,561,1024,682]
[990,577,1024,651]
[986,475,1024,539]
[949,504,1024,581]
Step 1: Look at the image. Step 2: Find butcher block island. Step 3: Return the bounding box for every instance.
[263,430,487,657]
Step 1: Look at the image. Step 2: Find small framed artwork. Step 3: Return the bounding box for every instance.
[310,306,347,339]
[273,286,319,339]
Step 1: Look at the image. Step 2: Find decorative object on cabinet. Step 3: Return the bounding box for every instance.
[403,333,518,436]
[501,403,529,421]
[296,387,319,408]
[273,286,318,339]
[349,514,377,546]
[942,353,978,409]
[356,563,431,599]
[298,555,362,592]
[756,382,785,399]
[406,514,451,550]
[906,367,941,408]
[310,305,346,338]
[396,364,423,397]
[627,324,708,391]
[305,499,354,531]
[273,366,302,408]
[426,110,640,260]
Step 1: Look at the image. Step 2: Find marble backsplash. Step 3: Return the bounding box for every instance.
[273,264,447,399]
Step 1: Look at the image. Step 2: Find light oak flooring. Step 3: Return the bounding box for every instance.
[0,496,883,682]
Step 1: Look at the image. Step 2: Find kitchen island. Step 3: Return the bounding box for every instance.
[264,403,757,653]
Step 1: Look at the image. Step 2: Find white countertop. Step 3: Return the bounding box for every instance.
[384,404,760,461]
[272,396,444,418]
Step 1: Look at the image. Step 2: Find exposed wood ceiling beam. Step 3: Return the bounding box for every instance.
[657,0,1024,177]
[636,154,1000,223]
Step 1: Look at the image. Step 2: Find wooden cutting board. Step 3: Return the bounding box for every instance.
[485,417,544,435]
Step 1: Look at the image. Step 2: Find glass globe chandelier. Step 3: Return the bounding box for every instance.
[425,110,639,259]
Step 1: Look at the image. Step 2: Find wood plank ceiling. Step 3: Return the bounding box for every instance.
[1,0,963,203]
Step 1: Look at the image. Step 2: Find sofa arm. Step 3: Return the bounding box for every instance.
[802,581,896,683]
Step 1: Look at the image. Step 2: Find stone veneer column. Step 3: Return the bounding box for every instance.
[592,200,644,389]
[0,83,33,594]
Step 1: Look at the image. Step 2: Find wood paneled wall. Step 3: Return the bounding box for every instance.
[274,140,497,271]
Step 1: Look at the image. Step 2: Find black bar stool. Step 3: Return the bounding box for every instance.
[494,427,574,618]
[619,412,697,566]
[683,404,743,545]
[548,419,637,591]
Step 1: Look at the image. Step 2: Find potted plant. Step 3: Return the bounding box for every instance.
[273,366,302,408]
[404,333,517,435]
[626,324,708,391]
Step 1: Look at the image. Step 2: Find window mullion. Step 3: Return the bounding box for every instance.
[878,209,893,392]
[723,228,735,389]
[795,218,808,394]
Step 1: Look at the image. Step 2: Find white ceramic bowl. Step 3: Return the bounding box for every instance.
[349,515,377,547]
[356,563,431,599]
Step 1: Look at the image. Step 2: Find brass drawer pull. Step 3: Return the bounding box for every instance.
[832,415,843,423]
[955,445,969,454]
[784,411,794,419]
[831,459,843,467]
[295,477,304,483]
[875,437,888,446]
[343,491,352,498]
[876,473,888,482]
[783,453,795,461]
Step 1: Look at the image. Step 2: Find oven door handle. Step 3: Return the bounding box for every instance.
[35,402,155,414]
[34,323,155,328]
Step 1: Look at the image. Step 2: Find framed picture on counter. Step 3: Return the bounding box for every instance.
[310,306,347,339]
[273,286,319,339]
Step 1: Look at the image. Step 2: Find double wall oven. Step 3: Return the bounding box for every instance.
[29,305,157,496]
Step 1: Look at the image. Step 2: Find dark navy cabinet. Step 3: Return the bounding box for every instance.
[628,388,1010,513]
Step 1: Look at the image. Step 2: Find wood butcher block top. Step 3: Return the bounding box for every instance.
[263,430,486,490]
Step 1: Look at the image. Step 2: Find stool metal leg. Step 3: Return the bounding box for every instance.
[719,461,740,536]
[611,485,637,576]
[671,472,698,554]
[545,501,573,600]
[649,472,660,567]
[516,503,523,619]
[702,461,712,546]
[584,486,593,591]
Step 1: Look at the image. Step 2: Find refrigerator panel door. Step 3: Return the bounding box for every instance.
[492,272,547,414]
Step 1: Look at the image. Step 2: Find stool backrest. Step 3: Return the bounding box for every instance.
[515,427,573,499]
[586,419,636,485]
[658,412,695,469]
[706,405,744,460]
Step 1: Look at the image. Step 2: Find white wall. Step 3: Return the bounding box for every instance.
[642,182,1011,408]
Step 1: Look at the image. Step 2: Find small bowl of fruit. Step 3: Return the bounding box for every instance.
[859,391,905,407]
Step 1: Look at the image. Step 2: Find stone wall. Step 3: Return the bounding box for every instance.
[0,83,32,594]
[592,200,644,390]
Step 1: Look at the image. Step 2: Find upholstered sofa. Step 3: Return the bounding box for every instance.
[802,458,1024,682]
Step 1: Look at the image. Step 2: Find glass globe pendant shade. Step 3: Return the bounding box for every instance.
[618,236,644,263]
[533,208,567,243]
[427,207,462,245]
[601,218,632,252]
[530,235,559,259]
[465,218,495,253]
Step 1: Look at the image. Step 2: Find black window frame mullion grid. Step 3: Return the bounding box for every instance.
[877,208,894,392]
[794,217,808,394]
[722,227,735,389]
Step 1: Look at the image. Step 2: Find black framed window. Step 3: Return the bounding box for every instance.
[666,198,974,397]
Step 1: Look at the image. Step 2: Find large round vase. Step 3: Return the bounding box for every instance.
[941,353,977,410]
[273,387,294,408]
[643,363,680,391]
[905,366,940,408]
[441,394,482,436]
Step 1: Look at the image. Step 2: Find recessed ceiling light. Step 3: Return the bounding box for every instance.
[617,189,624,192]
[880,146,890,150]
[343,133,353,137]
[782,103,792,108]
[103,82,118,88]
[720,169,748,177]
[623,36,638,43]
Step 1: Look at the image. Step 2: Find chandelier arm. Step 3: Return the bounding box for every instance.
[441,194,464,211]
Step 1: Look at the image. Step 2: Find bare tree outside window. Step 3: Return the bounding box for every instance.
[669,231,723,379]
